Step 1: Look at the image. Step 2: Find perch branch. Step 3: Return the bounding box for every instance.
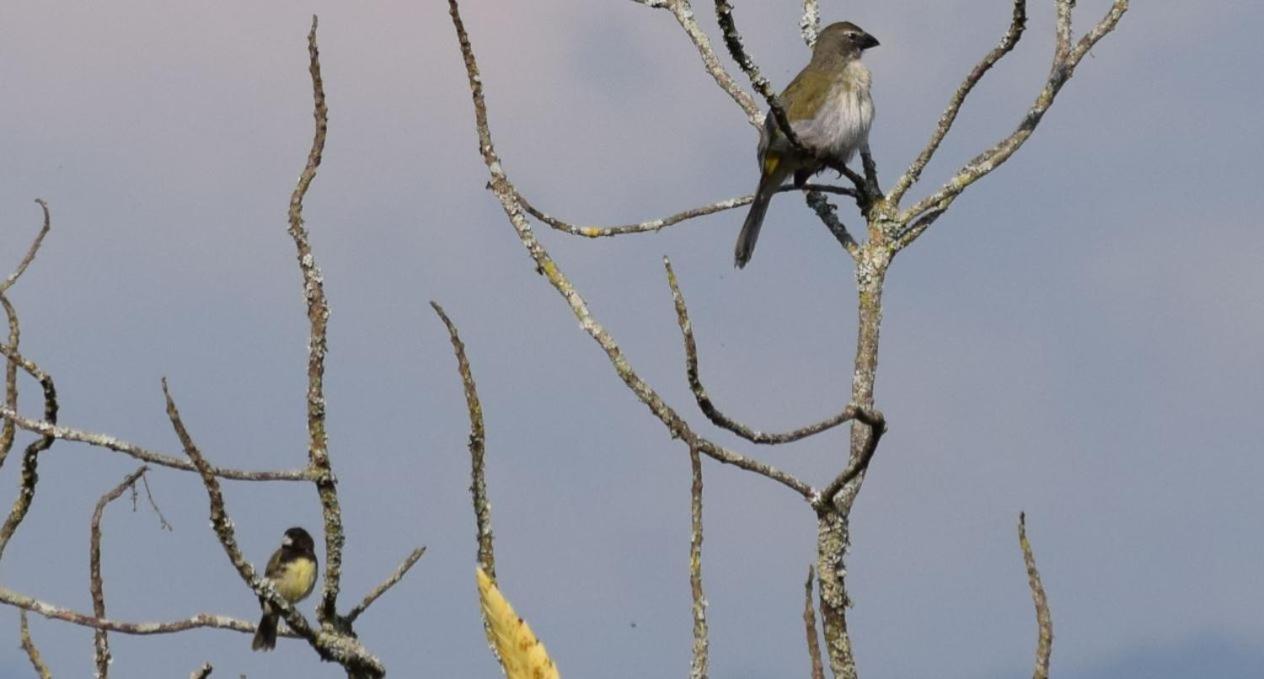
[805,192,860,259]
[190,662,213,679]
[518,184,853,239]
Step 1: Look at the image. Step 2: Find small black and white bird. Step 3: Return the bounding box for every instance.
[251,526,318,651]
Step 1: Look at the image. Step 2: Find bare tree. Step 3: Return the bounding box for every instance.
[0,0,1127,676]
[446,0,1126,676]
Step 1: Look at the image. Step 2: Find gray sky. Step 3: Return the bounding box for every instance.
[1,1,1262,677]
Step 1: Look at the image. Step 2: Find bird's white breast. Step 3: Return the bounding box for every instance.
[794,61,874,164]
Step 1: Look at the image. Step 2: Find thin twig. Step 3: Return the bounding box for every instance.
[138,473,173,530]
[285,15,345,626]
[687,445,708,679]
[636,0,761,126]
[344,547,427,624]
[90,466,150,678]
[0,407,312,481]
[0,199,52,295]
[803,566,825,679]
[665,258,871,444]
[430,302,495,578]
[889,0,1027,205]
[19,611,53,679]
[0,344,57,562]
[518,184,853,239]
[190,662,213,679]
[448,0,815,502]
[1019,512,1053,679]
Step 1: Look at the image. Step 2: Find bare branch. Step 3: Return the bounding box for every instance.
[448,0,814,502]
[0,344,56,562]
[892,206,947,252]
[645,0,761,126]
[803,566,825,679]
[800,0,820,48]
[190,662,213,679]
[162,378,384,676]
[344,547,427,625]
[713,0,801,149]
[0,294,20,469]
[0,407,313,481]
[805,192,860,259]
[90,466,151,678]
[19,611,53,679]
[1019,512,1053,679]
[284,16,346,626]
[666,258,872,444]
[518,184,853,239]
[687,445,708,679]
[0,199,52,295]
[901,1,1129,227]
[815,511,855,679]
[814,411,886,511]
[1055,0,1075,60]
[3,587,276,636]
[137,472,173,531]
[889,0,1027,205]
[430,302,496,577]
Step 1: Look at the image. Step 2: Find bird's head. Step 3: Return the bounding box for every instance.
[282,527,315,552]
[815,22,880,59]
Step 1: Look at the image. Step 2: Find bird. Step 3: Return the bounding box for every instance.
[734,21,879,268]
[251,526,318,651]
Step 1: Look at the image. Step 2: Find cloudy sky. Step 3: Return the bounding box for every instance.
[1,1,1261,677]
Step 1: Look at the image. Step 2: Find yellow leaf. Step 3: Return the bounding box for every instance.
[476,567,560,679]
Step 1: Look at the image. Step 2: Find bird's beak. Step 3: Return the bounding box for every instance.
[862,33,880,49]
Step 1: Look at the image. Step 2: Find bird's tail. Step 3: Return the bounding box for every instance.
[735,160,784,268]
[252,611,278,651]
